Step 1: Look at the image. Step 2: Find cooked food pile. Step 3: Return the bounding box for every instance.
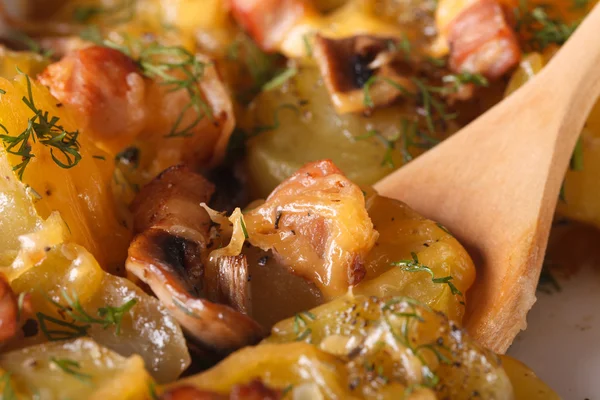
[0,0,594,398]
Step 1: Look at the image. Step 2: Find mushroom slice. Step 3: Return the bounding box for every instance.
[126,166,263,353]
[214,255,252,315]
[313,34,417,114]
[433,0,520,79]
[244,160,378,300]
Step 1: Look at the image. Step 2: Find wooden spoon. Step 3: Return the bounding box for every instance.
[375,3,600,353]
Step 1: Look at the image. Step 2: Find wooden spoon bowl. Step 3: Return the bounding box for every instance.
[375,3,600,353]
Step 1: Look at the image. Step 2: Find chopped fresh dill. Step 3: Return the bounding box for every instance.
[518,4,580,50]
[262,67,298,91]
[137,43,212,138]
[50,357,92,383]
[9,32,53,59]
[240,216,249,239]
[435,222,453,237]
[0,72,82,180]
[392,252,462,296]
[293,311,315,342]
[442,72,489,93]
[148,382,160,400]
[249,103,300,137]
[362,76,413,109]
[355,129,399,168]
[36,312,90,341]
[37,290,137,340]
[92,155,106,160]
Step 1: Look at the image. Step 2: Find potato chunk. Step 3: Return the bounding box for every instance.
[0,338,153,399]
[169,295,515,399]
[0,74,130,274]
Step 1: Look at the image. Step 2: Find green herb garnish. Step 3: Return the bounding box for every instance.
[37,291,137,340]
[392,252,462,295]
[0,72,82,180]
[50,357,92,383]
[262,67,298,91]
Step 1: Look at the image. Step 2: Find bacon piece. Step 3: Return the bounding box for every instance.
[127,165,264,354]
[445,0,521,79]
[244,160,378,299]
[229,0,310,51]
[160,380,281,400]
[38,46,147,152]
[38,46,235,168]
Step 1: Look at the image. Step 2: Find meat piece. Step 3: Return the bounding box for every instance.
[229,0,311,52]
[38,46,235,169]
[38,46,147,152]
[244,160,378,299]
[434,0,520,79]
[160,380,280,400]
[313,34,417,113]
[127,166,264,353]
[447,0,521,79]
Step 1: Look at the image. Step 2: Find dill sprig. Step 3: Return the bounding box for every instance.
[380,300,451,390]
[0,72,82,180]
[248,103,300,138]
[137,43,212,138]
[293,311,315,342]
[517,3,580,50]
[37,290,138,340]
[50,357,92,383]
[262,67,298,91]
[392,252,462,296]
[239,216,249,239]
[354,129,399,169]
[442,72,488,93]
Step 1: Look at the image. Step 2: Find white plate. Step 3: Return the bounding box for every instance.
[508,264,600,399]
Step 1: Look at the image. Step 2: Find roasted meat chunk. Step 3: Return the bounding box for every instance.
[244,160,378,299]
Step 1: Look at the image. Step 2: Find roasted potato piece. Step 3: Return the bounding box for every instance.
[244,66,444,198]
[0,338,153,399]
[0,74,130,274]
[499,356,560,400]
[0,151,190,383]
[356,193,474,322]
[170,295,515,399]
